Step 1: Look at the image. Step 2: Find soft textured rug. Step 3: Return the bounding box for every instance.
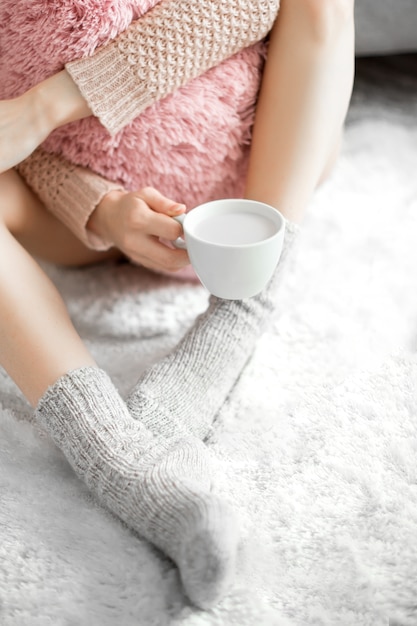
[1,55,417,626]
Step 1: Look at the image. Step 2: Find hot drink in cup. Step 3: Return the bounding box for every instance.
[174,199,286,300]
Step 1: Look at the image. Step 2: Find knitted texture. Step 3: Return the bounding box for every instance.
[35,367,239,609]
[1,1,278,252]
[66,0,280,134]
[127,221,299,441]
[17,149,123,250]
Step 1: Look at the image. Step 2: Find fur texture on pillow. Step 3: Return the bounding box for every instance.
[0,0,266,209]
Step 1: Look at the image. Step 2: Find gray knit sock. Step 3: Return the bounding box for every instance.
[127,221,299,440]
[35,367,238,608]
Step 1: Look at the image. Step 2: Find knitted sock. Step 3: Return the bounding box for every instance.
[35,367,238,609]
[127,221,299,440]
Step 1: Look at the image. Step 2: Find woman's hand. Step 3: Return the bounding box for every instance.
[0,70,91,173]
[87,187,190,273]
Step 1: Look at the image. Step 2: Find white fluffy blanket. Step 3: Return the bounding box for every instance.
[1,57,417,626]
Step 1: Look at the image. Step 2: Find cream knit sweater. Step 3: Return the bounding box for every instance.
[16,0,279,250]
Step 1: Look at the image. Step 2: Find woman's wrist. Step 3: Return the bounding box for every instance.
[33,70,92,133]
[87,189,125,243]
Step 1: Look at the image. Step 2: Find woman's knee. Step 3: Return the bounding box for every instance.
[287,0,354,43]
[0,169,121,267]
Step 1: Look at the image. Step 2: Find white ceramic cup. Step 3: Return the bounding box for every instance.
[173,198,286,300]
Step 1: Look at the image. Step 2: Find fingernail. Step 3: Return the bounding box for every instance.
[171,203,186,213]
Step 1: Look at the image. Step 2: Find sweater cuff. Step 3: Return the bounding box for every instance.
[17,149,123,251]
[66,43,149,136]
[49,170,123,250]
[65,0,279,136]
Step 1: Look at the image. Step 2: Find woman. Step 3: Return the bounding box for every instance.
[0,0,355,609]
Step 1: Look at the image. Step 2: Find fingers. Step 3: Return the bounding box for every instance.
[136,186,185,217]
[105,186,190,272]
[124,200,184,242]
[117,219,189,270]
[131,188,186,241]
[147,210,185,241]
[130,238,190,273]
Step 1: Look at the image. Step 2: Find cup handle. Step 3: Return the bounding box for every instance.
[172,214,187,249]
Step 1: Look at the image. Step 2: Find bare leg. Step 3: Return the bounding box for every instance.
[0,169,238,608]
[245,0,355,222]
[125,1,355,442]
[0,169,119,406]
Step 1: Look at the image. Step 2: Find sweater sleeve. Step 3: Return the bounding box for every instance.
[65,0,279,135]
[16,149,123,251]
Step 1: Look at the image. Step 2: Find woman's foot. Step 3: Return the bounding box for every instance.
[35,366,238,608]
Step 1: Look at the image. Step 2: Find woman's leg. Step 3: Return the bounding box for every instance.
[0,170,238,608]
[0,169,116,406]
[245,0,355,222]
[126,0,355,440]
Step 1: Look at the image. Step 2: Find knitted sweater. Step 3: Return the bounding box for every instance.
[1,0,279,250]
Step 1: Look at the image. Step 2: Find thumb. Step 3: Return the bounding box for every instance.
[136,186,186,216]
